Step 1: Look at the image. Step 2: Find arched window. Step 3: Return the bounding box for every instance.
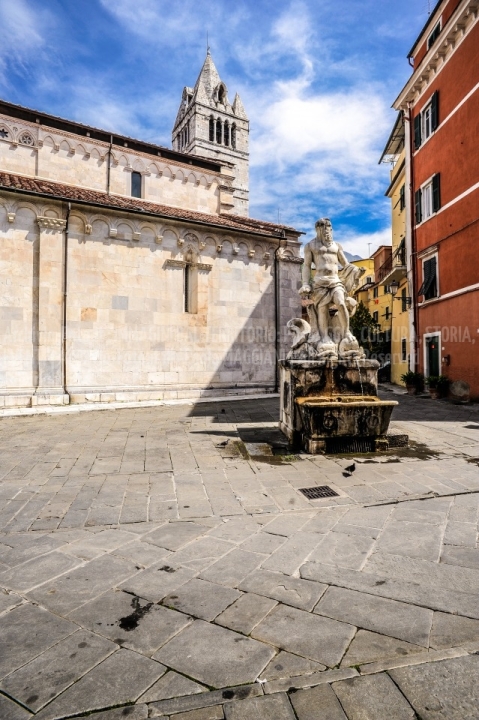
[218,85,225,104]
[209,116,215,142]
[231,124,237,149]
[131,171,142,198]
[224,121,229,146]
[216,119,222,144]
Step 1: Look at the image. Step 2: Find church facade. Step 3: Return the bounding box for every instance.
[0,54,302,410]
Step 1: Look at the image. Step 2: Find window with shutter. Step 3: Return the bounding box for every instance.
[432,173,441,212]
[414,115,422,149]
[415,188,422,224]
[431,91,439,131]
[399,184,405,211]
[373,311,379,323]
[418,256,438,299]
[427,21,441,49]
[401,338,407,361]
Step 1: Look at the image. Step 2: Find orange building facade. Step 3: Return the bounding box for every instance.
[393,0,479,397]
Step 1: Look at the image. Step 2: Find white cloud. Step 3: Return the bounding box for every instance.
[0,0,51,85]
[334,227,392,259]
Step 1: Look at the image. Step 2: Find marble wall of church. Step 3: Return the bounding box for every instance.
[0,191,302,408]
[0,114,232,215]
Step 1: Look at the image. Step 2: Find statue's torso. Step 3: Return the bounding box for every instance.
[309,239,340,284]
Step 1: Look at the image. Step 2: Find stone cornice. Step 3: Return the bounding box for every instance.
[394,0,479,109]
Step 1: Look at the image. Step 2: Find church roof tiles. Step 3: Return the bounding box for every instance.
[0,171,300,238]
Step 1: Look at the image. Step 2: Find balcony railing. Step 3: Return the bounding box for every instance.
[377,244,406,283]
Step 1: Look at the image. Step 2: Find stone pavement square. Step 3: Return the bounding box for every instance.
[1,394,479,718]
[154,620,275,688]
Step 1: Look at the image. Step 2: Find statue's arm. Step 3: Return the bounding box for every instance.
[337,243,350,269]
[301,244,312,290]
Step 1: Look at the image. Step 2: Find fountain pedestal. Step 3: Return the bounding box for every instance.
[279,359,398,454]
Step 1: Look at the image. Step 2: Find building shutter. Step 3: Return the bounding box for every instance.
[414,114,422,149]
[415,188,422,224]
[431,91,439,131]
[418,256,437,297]
[432,173,441,212]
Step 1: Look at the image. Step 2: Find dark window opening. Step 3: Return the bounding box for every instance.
[401,338,407,361]
[373,287,379,299]
[184,265,190,313]
[401,288,407,313]
[428,21,441,49]
[231,123,236,149]
[209,117,215,142]
[0,128,8,139]
[218,85,225,104]
[418,256,438,300]
[385,307,391,320]
[131,171,142,198]
[216,119,222,144]
[373,311,379,323]
[224,121,229,146]
[399,184,405,211]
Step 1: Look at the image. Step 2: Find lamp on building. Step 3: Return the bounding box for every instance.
[389,279,412,306]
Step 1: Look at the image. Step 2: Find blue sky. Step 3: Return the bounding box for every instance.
[0,0,432,257]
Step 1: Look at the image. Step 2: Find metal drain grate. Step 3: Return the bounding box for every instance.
[299,485,339,500]
[325,437,375,454]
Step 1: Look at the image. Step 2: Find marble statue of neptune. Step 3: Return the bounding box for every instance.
[294,218,366,360]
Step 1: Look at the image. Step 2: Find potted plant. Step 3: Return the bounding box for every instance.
[401,371,423,395]
[426,375,449,399]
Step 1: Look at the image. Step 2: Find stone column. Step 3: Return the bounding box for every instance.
[32,216,69,406]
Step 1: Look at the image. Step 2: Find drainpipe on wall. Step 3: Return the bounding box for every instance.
[62,202,71,398]
[274,230,286,393]
[407,106,419,372]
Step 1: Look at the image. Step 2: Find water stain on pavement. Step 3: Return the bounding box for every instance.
[119,596,153,631]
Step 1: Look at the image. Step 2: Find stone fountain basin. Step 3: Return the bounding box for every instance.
[295,395,398,438]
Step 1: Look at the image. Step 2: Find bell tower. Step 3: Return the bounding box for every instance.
[172,50,249,216]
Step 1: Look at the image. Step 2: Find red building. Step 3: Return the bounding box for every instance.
[394,0,479,397]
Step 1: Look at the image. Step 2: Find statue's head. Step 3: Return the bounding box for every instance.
[315,218,333,245]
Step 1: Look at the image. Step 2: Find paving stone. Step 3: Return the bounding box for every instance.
[112,539,171,567]
[364,552,479,595]
[215,592,277,635]
[390,655,479,720]
[261,532,323,575]
[28,554,139,614]
[259,651,326,680]
[252,604,356,666]
[119,561,196,602]
[162,578,241,621]
[315,586,432,646]
[262,514,313,537]
[239,531,286,555]
[263,667,358,694]
[200,549,264,587]
[139,670,206,703]
[289,683,348,720]
[342,629,424,668]
[440,546,479,569]
[392,502,448,525]
[0,533,65,567]
[144,522,206,551]
[0,588,22,615]
[375,520,445,562]
[329,505,390,529]
[148,684,262,718]
[301,560,479,619]
[308,532,374,570]
[239,568,327,611]
[224,693,295,720]
[333,673,415,720]
[70,588,191,655]
[174,707,224,720]
[0,629,116,712]
[429,611,479,649]
[170,537,234,568]
[33,649,165,720]
[207,518,259,543]
[154,619,275,688]
[443,521,477,547]
[299,508,347,534]
[0,693,32,719]
[0,603,77,679]
[75,707,147,720]
[332,523,380,539]
[0,551,81,592]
